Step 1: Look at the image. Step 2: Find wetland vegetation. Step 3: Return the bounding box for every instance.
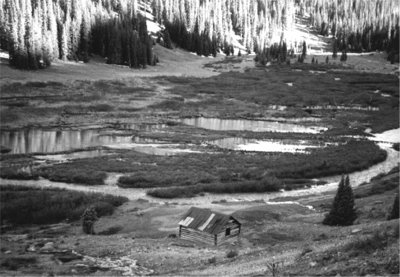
[0,185,128,225]
[0,60,397,200]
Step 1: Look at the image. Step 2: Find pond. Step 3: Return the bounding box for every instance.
[34,149,111,161]
[0,128,133,154]
[0,127,203,156]
[208,137,330,153]
[181,117,327,133]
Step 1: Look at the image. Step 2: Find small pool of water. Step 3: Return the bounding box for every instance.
[113,123,167,131]
[181,117,327,134]
[0,128,133,154]
[209,138,328,153]
[34,150,110,161]
[106,143,202,156]
[305,105,379,111]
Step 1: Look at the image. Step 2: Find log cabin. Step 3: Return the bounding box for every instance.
[178,207,241,246]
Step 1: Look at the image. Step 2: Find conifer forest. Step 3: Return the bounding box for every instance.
[1,0,399,69]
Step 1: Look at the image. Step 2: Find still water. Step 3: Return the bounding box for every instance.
[181,117,327,133]
[0,129,133,154]
[208,137,327,153]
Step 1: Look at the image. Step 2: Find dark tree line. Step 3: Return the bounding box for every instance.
[163,18,218,57]
[255,41,291,65]
[0,0,157,70]
[91,15,157,68]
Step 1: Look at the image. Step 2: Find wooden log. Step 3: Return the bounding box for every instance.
[180,227,215,245]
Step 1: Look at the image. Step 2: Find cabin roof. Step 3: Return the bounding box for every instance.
[179,207,240,235]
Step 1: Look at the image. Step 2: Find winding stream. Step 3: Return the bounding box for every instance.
[1,128,398,205]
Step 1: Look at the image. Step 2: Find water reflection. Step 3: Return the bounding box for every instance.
[181,117,327,133]
[0,129,132,154]
[209,137,323,153]
[106,142,201,156]
[0,127,201,156]
[114,123,166,131]
[34,150,110,161]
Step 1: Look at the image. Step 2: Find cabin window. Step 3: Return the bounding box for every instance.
[225,228,231,236]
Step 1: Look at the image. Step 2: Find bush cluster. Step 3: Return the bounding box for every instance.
[0,186,128,225]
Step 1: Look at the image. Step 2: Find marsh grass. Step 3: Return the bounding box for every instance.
[0,185,128,225]
[147,176,284,198]
[39,166,107,185]
[34,139,386,192]
[0,167,39,180]
[162,65,398,131]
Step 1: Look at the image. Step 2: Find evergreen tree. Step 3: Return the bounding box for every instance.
[340,50,347,61]
[302,41,307,57]
[323,175,357,226]
[387,194,399,220]
[163,29,172,49]
[332,39,338,59]
[81,207,98,235]
[78,17,90,62]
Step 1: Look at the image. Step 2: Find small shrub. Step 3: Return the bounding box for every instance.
[226,249,238,258]
[82,207,98,235]
[208,256,217,264]
[266,261,284,277]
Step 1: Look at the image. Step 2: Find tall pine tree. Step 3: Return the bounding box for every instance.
[323,175,357,226]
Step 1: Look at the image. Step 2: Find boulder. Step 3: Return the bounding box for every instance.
[40,242,56,253]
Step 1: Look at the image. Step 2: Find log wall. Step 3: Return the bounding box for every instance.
[180,226,216,245]
[216,222,241,245]
[179,219,241,246]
